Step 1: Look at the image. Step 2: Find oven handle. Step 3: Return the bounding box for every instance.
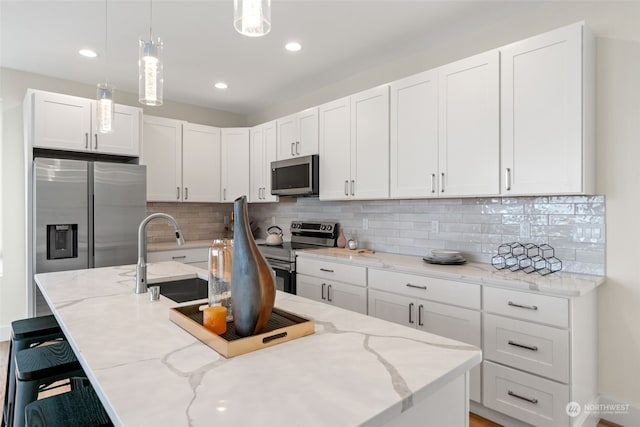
[265,258,294,272]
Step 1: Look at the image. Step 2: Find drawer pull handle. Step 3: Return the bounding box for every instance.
[319,268,334,273]
[409,302,414,324]
[171,255,187,260]
[508,301,538,311]
[406,283,427,290]
[418,304,424,326]
[321,283,326,300]
[507,390,538,405]
[327,284,332,302]
[508,340,538,352]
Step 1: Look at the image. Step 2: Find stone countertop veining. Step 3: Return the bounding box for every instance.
[296,249,605,297]
[34,262,481,427]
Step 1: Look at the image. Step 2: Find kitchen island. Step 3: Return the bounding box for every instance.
[35,261,481,427]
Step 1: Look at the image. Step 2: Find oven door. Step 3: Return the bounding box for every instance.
[265,258,296,295]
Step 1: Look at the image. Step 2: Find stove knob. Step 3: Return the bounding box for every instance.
[321,225,326,230]
[327,225,333,231]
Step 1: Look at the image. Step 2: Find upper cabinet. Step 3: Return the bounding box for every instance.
[319,86,390,200]
[182,123,221,202]
[438,50,500,197]
[221,128,250,202]
[249,121,278,203]
[389,51,499,198]
[500,22,595,195]
[276,107,319,160]
[31,90,141,157]
[142,116,221,203]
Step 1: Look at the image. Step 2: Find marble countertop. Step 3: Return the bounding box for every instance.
[35,262,481,427]
[296,249,605,297]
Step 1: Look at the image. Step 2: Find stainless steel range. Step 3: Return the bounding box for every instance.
[257,221,339,295]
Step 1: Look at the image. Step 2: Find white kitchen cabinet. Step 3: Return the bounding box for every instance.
[296,257,367,314]
[182,123,221,202]
[319,86,389,200]
[501,22,595,195]
[481,285,597,427]
[319,97,351,200]
[249,121,278,203]
[147,247,209,270]
[31,90,141,157]
[276,107,319,160]
[367,268,481,402]
[389,51,499,199]
[221,128,250,202]
[389,69,438,198]
[143,115,183,202]
[438,50,499,196]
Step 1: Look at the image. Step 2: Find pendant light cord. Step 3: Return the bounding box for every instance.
[104,0,108,84]
[149,0,153,39]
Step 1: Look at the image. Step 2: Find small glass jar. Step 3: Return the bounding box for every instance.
[208,238,233,322]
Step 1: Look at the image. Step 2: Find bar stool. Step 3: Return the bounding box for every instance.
[25,386,113,427]
[2,315,63,427]
[13,340,84,427]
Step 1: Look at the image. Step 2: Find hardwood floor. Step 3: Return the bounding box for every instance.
[0,339,622,427]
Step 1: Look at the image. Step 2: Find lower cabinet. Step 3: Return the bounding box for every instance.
[368,288,481,402]
[147,247,209,270]
[297,274,367,314]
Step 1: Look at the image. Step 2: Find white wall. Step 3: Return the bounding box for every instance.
[0,68,246,334]
[245,0,640,417]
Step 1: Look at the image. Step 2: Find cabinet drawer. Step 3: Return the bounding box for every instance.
[296,257,366,286]
[483,286,569,328]
[483,361,569,427]
[368,269,480,309]
[297,274,367,314]
[484,314,569,383]
[148,247,208,265]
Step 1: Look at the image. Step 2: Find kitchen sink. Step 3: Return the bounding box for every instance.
[151,277,208,303]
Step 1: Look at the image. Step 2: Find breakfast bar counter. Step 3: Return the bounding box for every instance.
[35,261,481,427]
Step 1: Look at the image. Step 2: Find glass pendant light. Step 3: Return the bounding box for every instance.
[97,0,114,134]
[234,0,271,37]
[139,0,163,106]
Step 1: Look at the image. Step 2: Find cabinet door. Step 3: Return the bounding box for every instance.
[327,281,367,314]
[142,116,183,202]
[249,125,264,203]
[296,274,328,305]
[183,123,221,202]
[276,114,297,160]
[319,97,351,200]
[390,70,439,198]
[262,121,279,202]
[33,91,92,151]
[221,128,250,202]
[296,107,319,157]
[94,104,141,157]
[438,50,499,196]
[368,289,414,328]
[501,23,584,195]
[351,85,390,199]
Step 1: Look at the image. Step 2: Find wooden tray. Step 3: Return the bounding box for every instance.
[169,305,315,358]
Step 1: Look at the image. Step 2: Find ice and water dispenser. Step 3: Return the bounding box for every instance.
[46,224,78,260]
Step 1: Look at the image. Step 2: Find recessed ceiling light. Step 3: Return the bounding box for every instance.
[78,49,98,58]
[214,82,228,90]
[285,42,302,52]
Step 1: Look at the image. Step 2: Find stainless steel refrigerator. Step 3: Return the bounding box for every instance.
[33,158,146,315]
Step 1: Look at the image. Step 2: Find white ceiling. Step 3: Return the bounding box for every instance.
[1,0,551,115]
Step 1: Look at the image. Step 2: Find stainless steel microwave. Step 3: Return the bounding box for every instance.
[270,155,319,196]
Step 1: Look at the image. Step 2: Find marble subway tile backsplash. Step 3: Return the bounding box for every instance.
[147,195,605,276]
[249,196,605,275]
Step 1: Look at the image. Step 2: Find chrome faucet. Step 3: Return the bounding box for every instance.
[135,213,186,294]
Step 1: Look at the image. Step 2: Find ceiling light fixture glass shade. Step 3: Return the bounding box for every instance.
[234,0,271,37]
[96,83,115,134]
[96,0,114,134]
[139,37,164,106]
